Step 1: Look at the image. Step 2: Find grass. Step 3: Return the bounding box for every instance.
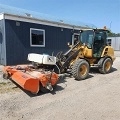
[0,81,11,86]
[0,82,7,85]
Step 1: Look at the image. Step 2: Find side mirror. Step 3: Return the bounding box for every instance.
[107,39,111,46]
[80,30,83,33]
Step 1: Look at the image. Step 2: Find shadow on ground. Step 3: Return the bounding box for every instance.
[8,74,67,97]
[2,67,117,97]
[90,67,117,74]
[22,84,65,97]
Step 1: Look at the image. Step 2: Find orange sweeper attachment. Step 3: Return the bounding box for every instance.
[3,53,59,94]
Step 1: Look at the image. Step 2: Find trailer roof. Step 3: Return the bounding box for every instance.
[0,4,97,29]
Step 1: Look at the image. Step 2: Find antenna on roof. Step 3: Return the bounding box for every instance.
[25,13,32,17]
[109,21,112,30]
[60,20,64,23]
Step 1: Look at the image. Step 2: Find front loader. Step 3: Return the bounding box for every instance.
[56,28,115,80]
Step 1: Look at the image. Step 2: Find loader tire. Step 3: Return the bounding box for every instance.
[99,58,112,74]
[72,59,89,80]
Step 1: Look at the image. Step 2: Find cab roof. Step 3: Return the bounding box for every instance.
[80,28,110,32]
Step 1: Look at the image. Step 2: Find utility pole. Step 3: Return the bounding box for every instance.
[110,21,112,30]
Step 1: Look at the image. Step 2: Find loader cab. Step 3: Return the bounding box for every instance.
[93,29,108,57]
[80,29,108,58]
[80,30,94,49]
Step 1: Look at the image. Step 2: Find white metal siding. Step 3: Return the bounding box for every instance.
[108,37,120,50]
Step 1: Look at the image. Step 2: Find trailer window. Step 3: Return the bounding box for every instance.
[30,28,45,47]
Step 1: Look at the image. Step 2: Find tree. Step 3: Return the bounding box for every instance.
[108,32,120,37]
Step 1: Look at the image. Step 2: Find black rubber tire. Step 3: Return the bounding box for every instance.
[99,58,112,74]
[40,83,55,93]
[40,83,49,93]
[3,73,10,79]
[71,59,89,80]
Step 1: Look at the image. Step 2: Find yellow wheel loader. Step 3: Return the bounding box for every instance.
[56,28,115,80]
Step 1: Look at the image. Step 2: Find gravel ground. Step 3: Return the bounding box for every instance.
[0,51,120,120]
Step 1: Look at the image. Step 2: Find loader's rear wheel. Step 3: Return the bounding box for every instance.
[99,58,112,74]
[72,59,89,80]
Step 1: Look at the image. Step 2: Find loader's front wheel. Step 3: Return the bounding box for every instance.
[72,59,89,80]
[99,58,112,74]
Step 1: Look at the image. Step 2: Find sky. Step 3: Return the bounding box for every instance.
[0,0,119,33]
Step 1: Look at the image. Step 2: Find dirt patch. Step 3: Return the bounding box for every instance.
[0,81,20,94]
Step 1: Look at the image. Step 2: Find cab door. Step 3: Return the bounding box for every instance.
[72,33,80,45]
[93,31,107,57]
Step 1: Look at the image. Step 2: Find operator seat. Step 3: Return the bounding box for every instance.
[93,36,104,57]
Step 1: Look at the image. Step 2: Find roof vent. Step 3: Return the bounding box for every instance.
[60,20,64,23]
[25,13,32,17]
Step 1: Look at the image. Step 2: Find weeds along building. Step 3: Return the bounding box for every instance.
[0,4,96,65]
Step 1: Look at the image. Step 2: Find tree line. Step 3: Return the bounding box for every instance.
[108,32,120,37]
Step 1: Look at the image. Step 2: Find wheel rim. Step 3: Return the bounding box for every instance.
[105,61,111,71]
[80,65,87,76]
